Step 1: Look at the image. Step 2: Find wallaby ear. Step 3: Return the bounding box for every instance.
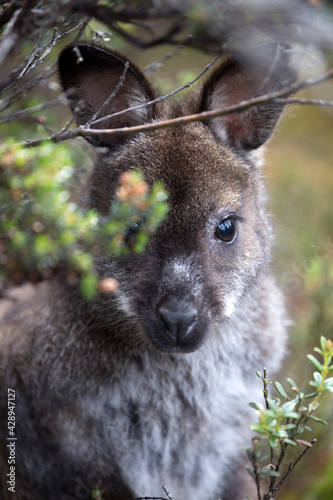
[58,43,156,148]
[200,42,296,151]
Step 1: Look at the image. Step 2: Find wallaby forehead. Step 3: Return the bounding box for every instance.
[131,124,251,207]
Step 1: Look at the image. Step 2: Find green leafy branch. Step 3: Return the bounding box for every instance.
[0,142,169,298]
[246,336,333,500]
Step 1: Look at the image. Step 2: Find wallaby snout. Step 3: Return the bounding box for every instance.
[158,295,198,344]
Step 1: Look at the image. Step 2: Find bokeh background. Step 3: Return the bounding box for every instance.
[1,1,333,498]
[267,103,333,499]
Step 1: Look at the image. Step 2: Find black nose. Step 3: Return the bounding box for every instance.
[158,299,198,343]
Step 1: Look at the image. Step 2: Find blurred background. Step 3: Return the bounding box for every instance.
[0,1,332,498]
[266,100,333,499]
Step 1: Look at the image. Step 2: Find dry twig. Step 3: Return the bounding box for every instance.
[19,65,333,148]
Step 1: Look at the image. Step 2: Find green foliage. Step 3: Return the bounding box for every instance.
[91,487,104,500]
[246,336,333,499]
[0,142,168,298]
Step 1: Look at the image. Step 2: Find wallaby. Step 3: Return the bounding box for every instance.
[0,42,295,500]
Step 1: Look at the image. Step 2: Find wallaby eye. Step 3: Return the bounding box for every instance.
[215,218,237,243]
[125,222,139,247]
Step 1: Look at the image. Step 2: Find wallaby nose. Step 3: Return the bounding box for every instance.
[158,300,198,343]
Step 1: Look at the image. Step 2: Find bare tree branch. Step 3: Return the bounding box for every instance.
[135,497,169,500]
[0,0,38,65]
[88,44,227,128]
[275,97,333,108]
[0,0,333,153]
[0,0,23,30]
[21,65,333,148]
[86,61,130,128]
[268,439,317,499]
[0,98,66,125]
[143,34,194,74]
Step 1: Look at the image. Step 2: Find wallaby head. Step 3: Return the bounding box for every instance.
[58,42,294,355]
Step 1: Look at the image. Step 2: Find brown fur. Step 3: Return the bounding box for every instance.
[0,42,295,500]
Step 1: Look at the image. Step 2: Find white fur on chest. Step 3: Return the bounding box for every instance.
[57,335,262,500]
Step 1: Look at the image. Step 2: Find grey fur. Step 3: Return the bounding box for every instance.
[0,42,295,500]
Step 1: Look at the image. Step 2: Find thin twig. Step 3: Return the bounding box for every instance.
[135,497,169,500]
[87,62,130,127]
[263,368,270,410]
[256,43,285,96]
[89,45,226,128]
[262,368,276,483]
[0,0,36,65]
[162,486,175,500]
[274,443,288,475]
[251,438,262,500]
[24,17,89,77]
[88,64,333,130]
[0,98,66,124]
[0,15,88,109]
[0,0,21,30]
[270,439,316,498]
[0,67,57,113]
[21,64,333,148]
[107,18,182,50]
[143,34,194,74]
[275,97,333,108]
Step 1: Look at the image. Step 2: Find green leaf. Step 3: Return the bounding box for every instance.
[132,231,149,254]
[274,381,288,400]
[250,423,266,434]
[249,402,262,410]
[79,273,98,299]
[296,424,305,434]
[91,488,104,500]
[268,438,279,448]
[284,438,297,446]
[323,377,333,390]
[307,415,328,425]
[307,354,324,372]
[245,465,256,480]
[267,397,280,412]
[287,378,299,391]
[320,336,328,352]
[260,467,280,478]
[266,418,278,431]
[284,423,297,430]
[256,371,264,379]
[312,372,323,387]
[70,250,93,273]
[275,429,288,439]
[244,447,254,460]
[303,392,319,399]
[280,400,299,419]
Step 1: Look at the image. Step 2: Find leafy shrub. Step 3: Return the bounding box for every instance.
[246,336,333,500]
[0,142,168,298]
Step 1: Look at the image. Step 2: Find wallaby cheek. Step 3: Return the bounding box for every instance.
[211,234,270,320]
